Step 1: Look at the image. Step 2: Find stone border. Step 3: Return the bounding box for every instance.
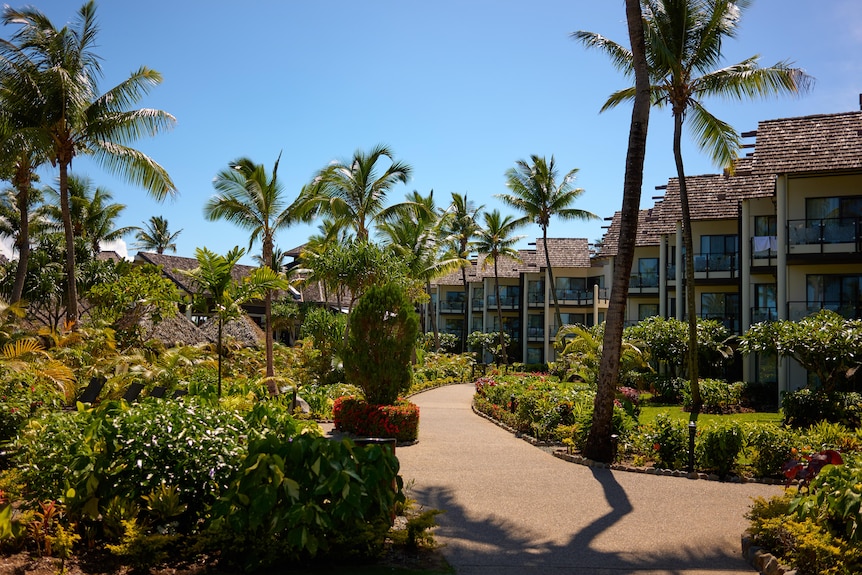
[741,531,795,575]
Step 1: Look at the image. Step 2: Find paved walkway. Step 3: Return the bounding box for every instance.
[391,383,783,575]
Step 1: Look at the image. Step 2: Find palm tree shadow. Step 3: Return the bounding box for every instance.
[411,467,751,573]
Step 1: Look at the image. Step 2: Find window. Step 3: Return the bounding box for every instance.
[805,197,862,244]
[555,277,587,300]
[472,287,484,309]
[807,274,862,318]
[527,280,544,304]
[636,258,659,287]
[754,215,777,236]
[442,291,465,313]
[443,318,464,338]
[527,315,544,339]
[526,347,543,365]
[699,235,738,271]
[488,285,520,308]
[807,196,862,220]
[638,303,659,321]
[753,284,777,323]
[701,292,739,332]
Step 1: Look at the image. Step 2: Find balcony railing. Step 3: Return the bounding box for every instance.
[526,326,544,341]
[471,298,483,310]
[699,313,739,333]
[487,295,519,309]
[668,253,739,278]
[553,288,609,305]
[788,217,862,252]
[629,273,659,289]
[527,292,545,306]
[787,301,862,321]
[439,301,465,314]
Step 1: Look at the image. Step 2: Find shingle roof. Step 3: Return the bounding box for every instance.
[751,111,862,175]
[135,251,257,295]
[595,208,665,257]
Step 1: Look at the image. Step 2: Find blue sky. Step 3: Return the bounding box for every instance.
[3,1,862,264]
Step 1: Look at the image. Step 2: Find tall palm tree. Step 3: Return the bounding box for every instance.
[475,210,524,365]
[205,155,294,395]
[178,246,287,397]
[2,1,176,326]
[134,215,182,254]
[298,144,412,241]
[498,155,598,330]
[0,36,51,305]
[439,192,483,353]
[574,0,811,417]
[580,0,653,463]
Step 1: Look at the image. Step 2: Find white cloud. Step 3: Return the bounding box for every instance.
[0,236,15,260]
[100,239,130,260]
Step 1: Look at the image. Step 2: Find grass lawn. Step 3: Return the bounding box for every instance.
[639,404,783,426]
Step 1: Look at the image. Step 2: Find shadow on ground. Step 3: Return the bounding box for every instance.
[413,467,750,574]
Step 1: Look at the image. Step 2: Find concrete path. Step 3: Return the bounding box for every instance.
[392,382,783,575]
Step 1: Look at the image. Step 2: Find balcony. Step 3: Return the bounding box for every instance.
[751,236,779,266]
[486,295,519,310]
[629,273,659,293]
[667,253,738,280]
[554,288,609,306]
[699,313,739,334]
[526,326,544,341]
[788,217,862,254]
[787,301,862,321]
[527,292,545,307]
[439,301,465,314]
[471,298,483,310]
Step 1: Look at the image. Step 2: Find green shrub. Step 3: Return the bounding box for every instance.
[343,283,419,405]
[644,375,686,404]
[782,389,862,429]
[206,432,404,570]
[640,413,688,470]
[790,453,862,543]
[696,421,744,478]
[745,424,799,478]
[333,396,420,442]
[682,379,744,413]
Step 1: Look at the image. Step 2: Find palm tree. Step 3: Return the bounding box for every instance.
[475,210,524,365]
[205,155,294,395]
[379,190,453,350]
[44,175,136,255]
[498,155,598,330]
[578,0,653,463]
[2,1,176,326]
[439,192,483,353]
[574,0,811,418]
[134,216,182,254]
[178,246,288,397]
[298,144,412,241]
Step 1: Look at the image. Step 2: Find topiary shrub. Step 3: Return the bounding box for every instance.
[343,283,419,406]
[332,396,419,442]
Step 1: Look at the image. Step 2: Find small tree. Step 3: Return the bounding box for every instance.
[740,309,862,392]
[343,283,418,405]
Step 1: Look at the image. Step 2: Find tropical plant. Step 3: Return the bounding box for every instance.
[1,1,176,326]
[575,0,812,421]
[576,0,652,463]
[475,210,524,365]
[133,215,181,254]
[177,246,288,396]
[298,144,412,241]
[498,155,598,329]
[206,155,296,394]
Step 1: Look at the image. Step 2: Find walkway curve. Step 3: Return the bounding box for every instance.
[394,383,782,575]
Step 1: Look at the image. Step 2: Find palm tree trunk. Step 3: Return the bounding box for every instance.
[584,0,650,463]
[493,259,506,365]
[264,290,278,395]
[674,111,702,418]
[543,230,563,333]
[10,164,31,304]
[217,316,223,398]
[427,279,440,350]
[59,161,79,327]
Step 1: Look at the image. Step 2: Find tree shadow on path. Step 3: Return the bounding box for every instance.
[413,467,752,574]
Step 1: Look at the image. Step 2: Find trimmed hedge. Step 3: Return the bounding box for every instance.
[333,396,420,443]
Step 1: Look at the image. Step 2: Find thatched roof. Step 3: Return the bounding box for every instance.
[199,314,265,347]
[140,314,211,347]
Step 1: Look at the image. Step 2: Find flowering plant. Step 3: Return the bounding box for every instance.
[333,396,420,443]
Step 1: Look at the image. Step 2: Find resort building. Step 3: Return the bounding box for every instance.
[427,238,610,365]
[596,108,862,400]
